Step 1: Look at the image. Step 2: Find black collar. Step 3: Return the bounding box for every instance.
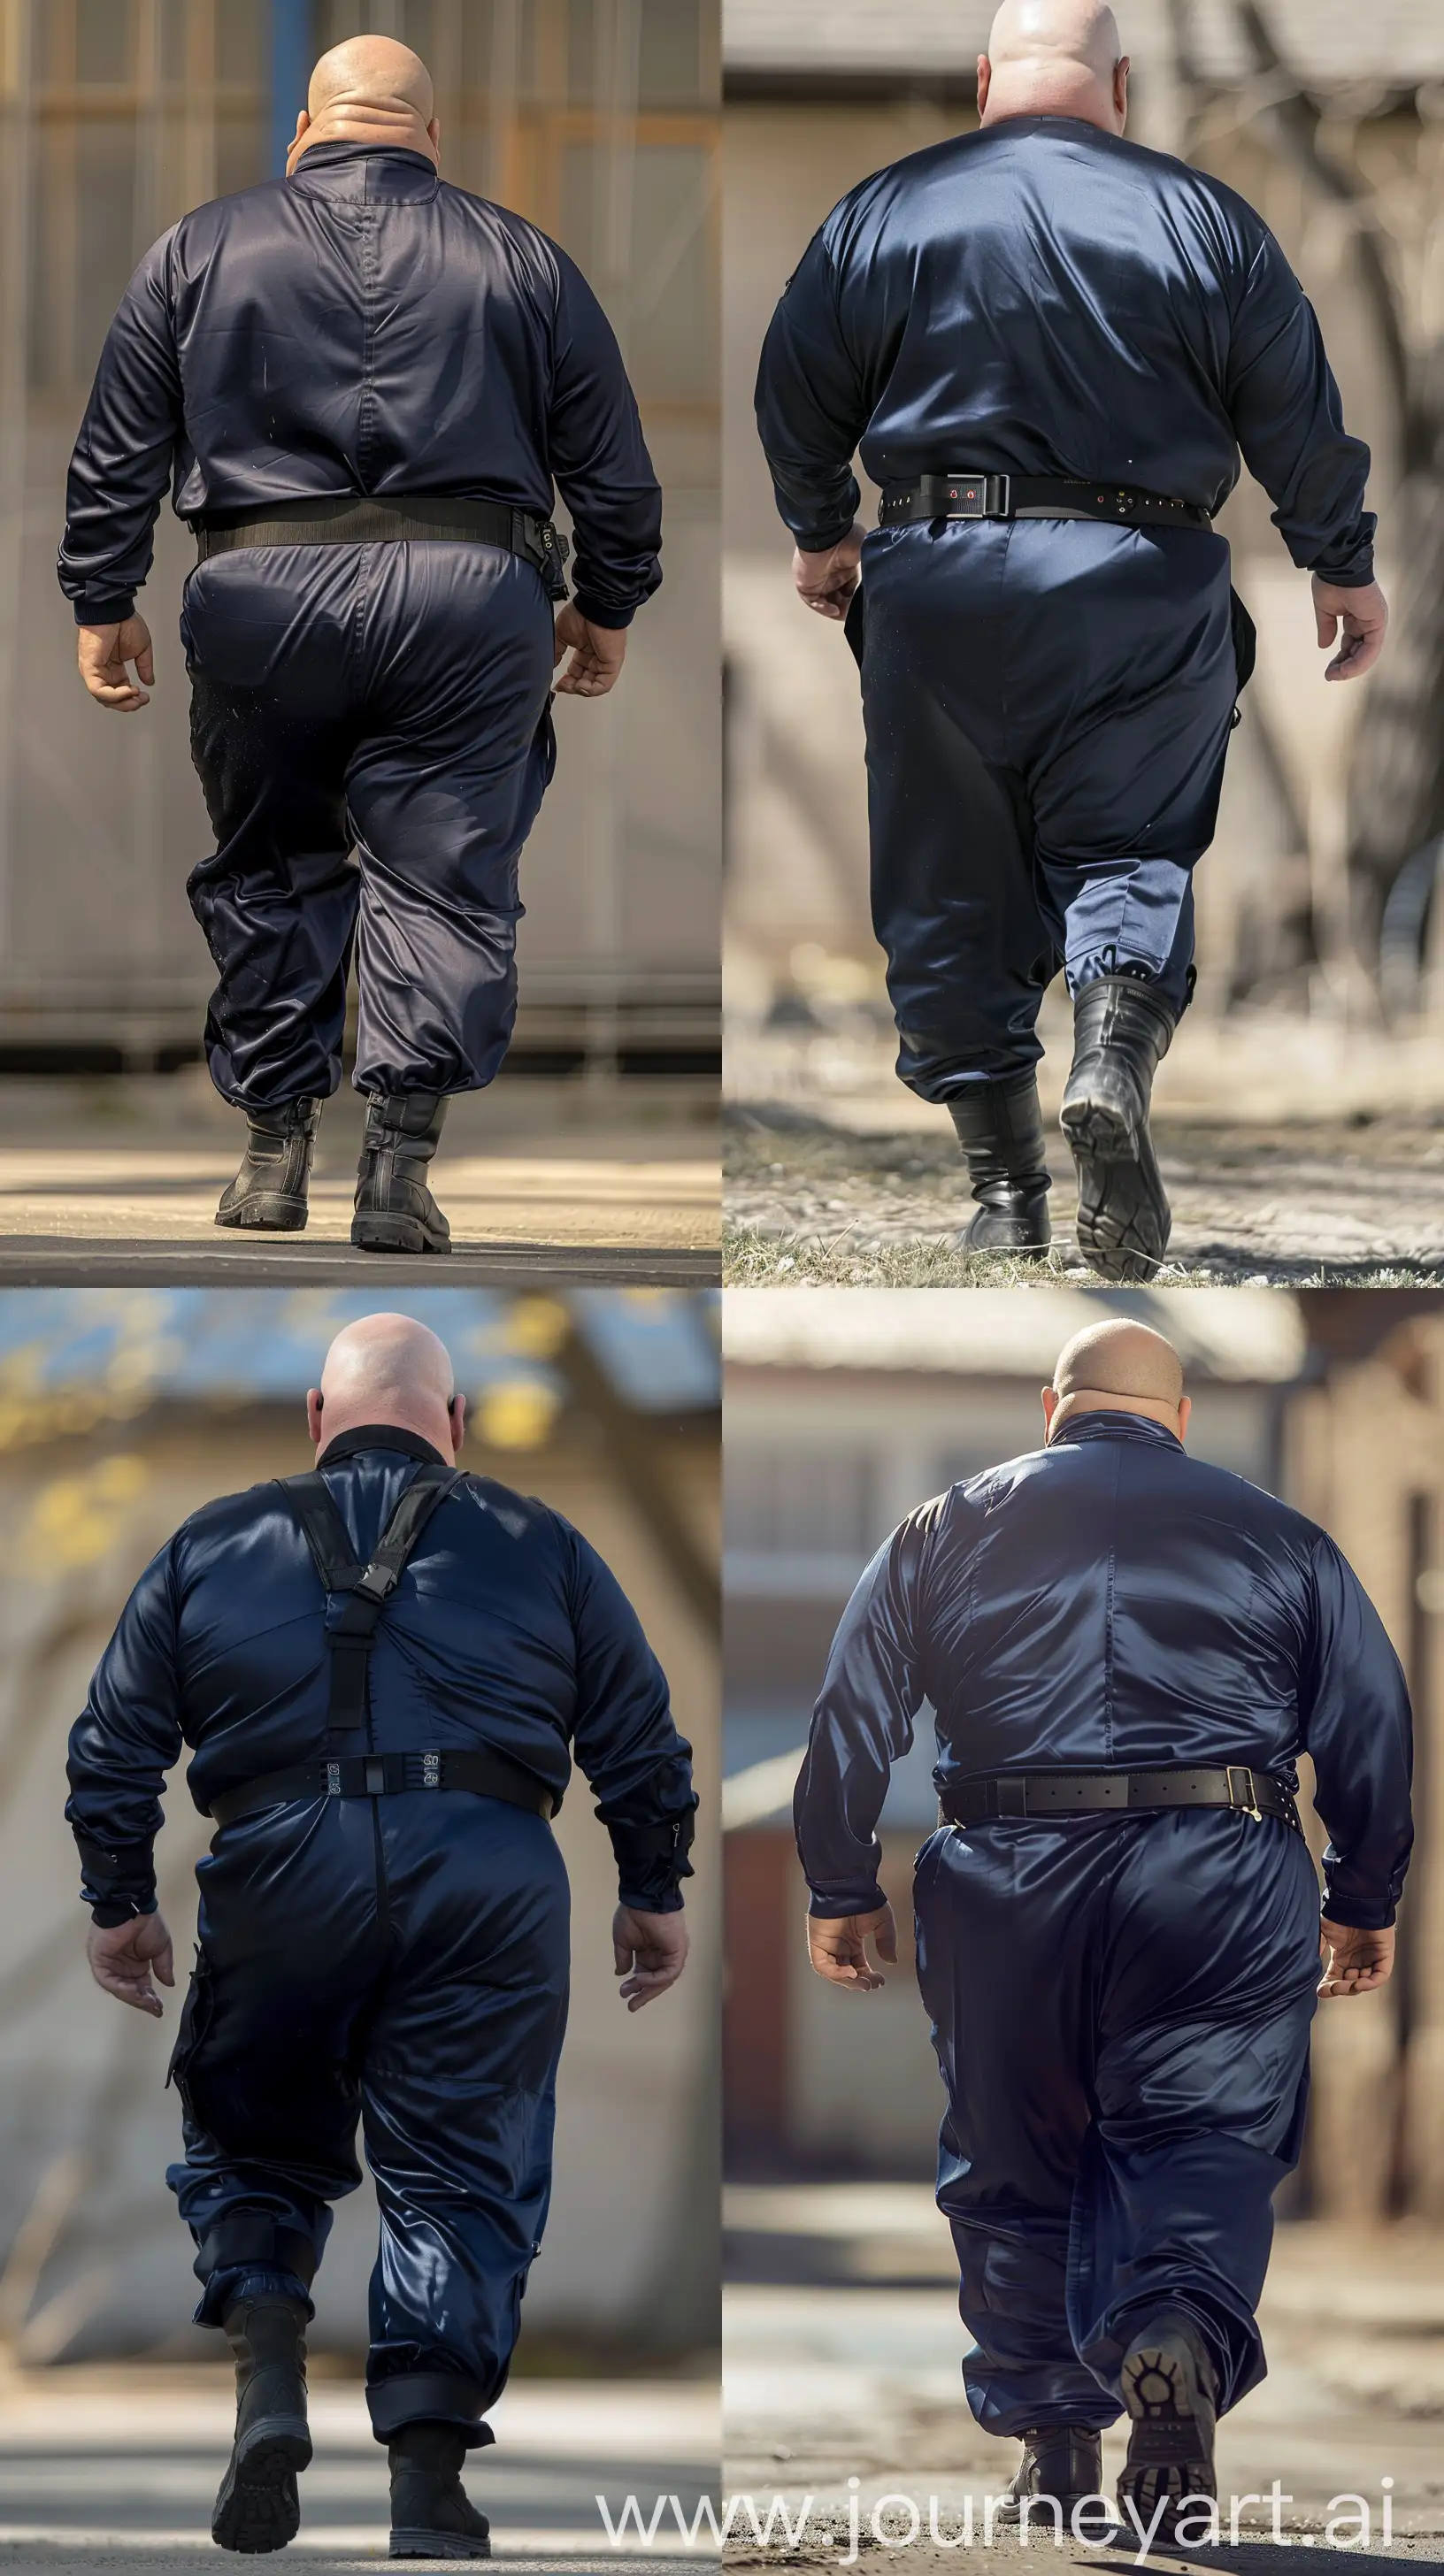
[317,1424,450,1468]
[1049,1411,1184,1453]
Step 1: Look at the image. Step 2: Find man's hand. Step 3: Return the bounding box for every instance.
[77,615,155,712]
[86,1910,174,2016]
[792,525,864,621]
[807,1903,897,1992]
[1318,1917,1394,1998]
[613,1904,688,2012]
[1312,576,1388,683]
[553,606,627,699]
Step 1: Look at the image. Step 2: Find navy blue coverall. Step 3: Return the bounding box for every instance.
[755,119,1375,1100]
[66,1427,695,2446]
[795,1414,1411,2433]
[58,145,662,1109]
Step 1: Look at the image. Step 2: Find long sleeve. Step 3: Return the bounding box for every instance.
[754,222,869,551]
[795,1517,929,1919]
[1299,1533,1413,1928]
[547,248,663,629]
[562,1519,695,1913]
[57,233,183,625]
[1225,218,1375,586]
[65,1538,186,1923]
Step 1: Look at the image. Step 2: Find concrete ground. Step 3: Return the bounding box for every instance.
[0,1075,719,1285]
[724,2189,1444,2569]
[0,2366,717,2572]
[724,1013,1444,1285]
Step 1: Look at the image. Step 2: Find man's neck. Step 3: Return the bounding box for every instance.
[290,112,435,172]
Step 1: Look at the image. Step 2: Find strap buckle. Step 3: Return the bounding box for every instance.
[942,472,1011,519]
[355,1560,400,1605]
[421,1751,442,1789]
[325,1761,342,1796]
[1227,1765,1264,1823]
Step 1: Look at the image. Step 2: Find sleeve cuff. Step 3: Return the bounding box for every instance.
[570,592,640,631]
[88,1895,159,1928]
[73,594,136,626]
[606,1805,696,1913]
[808,1883,887,1920]
[1321,1891,1396,1930]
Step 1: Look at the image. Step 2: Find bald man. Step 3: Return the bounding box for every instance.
[756,1,1386,1280]
[66,1315,695,2557]
[58,37,662,1256]
[794,1319,1411,2534]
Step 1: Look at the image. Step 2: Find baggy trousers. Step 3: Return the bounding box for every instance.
[181,540,557,1111]
[166,1790,570,2446]
[912,1807,1320,2434]
[852,521,1240,1103]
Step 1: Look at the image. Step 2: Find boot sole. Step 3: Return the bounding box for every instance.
[389,2532,491,2561]
[211,2419,311,2554]
[1063,1107,1170,1284]
[215,1198,309,1233]
[1118,2329,1217,2528]
[351,1215,452,1256]
[1058,1094,1138,1163]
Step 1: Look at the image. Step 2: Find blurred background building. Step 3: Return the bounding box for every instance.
[0,0,719,1077]
[0,1284,719,2372]
[722,1287,1444,2247]
[723,0,1444,1049]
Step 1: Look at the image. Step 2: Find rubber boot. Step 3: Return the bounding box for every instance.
[215,1100,320,1234]
[211,2294,312,2554]
[1059,974,1175,1280]
[388,2421,491,2560]
[947,1076,1051,1255]
[351,1092,451,1256]
[994,2426,1106,2527]
[1116,2313,1218,2538]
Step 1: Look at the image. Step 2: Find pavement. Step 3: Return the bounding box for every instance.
[0,1076,719,1285]
[723,2189,1444,2569]
[0,2367,717,2571]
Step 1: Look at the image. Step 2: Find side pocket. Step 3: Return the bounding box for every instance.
[165,1948,215,2120]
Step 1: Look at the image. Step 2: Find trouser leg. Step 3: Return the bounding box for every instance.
[913,1826,1115,2434]
[346,545,557,1098]
[362,1797,571,2446]
[181,556,362,1110]
[1069,1812,1321,2415]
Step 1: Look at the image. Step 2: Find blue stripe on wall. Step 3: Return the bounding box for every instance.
[270,0,314,178]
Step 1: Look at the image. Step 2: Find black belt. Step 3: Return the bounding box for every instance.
[940,1765,1301,1830]
[879,473,1211,531]
[209,1745,557,1829]
[194,494,570,596]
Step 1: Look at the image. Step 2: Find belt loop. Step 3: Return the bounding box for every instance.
[995,1777,1028,1818]
[364,1756,387,1797]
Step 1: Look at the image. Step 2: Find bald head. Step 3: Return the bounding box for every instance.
[1042,1318,1188,1442]
[307,1313,465,1460]
[288,36,439,175]
[978,0,1129,135]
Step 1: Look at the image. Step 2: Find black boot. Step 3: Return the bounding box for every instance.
[1059,975,1175,1280]
[388,2421,491,2560]
[994,2426,1105,2526]
[352,1092,452,1256]
[211,2294,312,2554]
[215,1100,320,1233]
[1117,2313,1218,2536]
[948,1077,1051,1254]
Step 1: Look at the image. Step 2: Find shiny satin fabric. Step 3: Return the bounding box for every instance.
[66,1430,696,1915]
[168,1790,570,2441]
[58,144,662,632]
[181,540,556,1105]
[856,518,1236,1090]
[795,1414,1412,1927]
[754,117,1373,580]
[914,1806,1321,2429]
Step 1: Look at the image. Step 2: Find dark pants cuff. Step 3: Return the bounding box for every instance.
[366,2372,495,2449]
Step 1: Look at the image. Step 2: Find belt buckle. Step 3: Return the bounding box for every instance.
[1228,1765,1264,1823]
[944,473,1010,520]
[421,1751,442,1790]
[325,1760,342,1797]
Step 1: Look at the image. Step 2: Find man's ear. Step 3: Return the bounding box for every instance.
[976,54,991,118]
[1041,1384,1058,1439]
[449,1392,466,1455]
[1114,57,1130,127]
[1176,1392,1191,1443]
[305,1388,324,1450]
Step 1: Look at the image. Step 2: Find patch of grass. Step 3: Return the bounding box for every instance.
[723,1226,1443,1291]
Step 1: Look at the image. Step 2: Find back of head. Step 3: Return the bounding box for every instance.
[290,34,437,171]
[980,0,1126,130]
[1049,1317,1183,1432]
[318,1313,456,1450]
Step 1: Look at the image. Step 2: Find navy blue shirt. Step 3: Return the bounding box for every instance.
[795,1413,1411,1929]
[58,143,663,629]
[67,1428,696,1916]
[757,116,1374,582]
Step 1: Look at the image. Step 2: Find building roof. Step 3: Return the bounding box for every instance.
[723,0,1444,85]
[723,1287,1308,1383]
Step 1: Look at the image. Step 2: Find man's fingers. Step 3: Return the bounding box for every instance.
[1315,602,1337,650]
[135,640,156,685]
[154,1940,175,1988]
[1326,618,1386,684]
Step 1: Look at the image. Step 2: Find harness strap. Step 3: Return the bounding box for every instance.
[280,1462,463,1752]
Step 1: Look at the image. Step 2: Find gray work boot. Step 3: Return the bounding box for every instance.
[948,1076,1051,1256]
[1116,2313,1218,2536]
[1059,974,1175,1280]
[352,1092,452,1256]
[216,1100,321,1233]
[211,2294,312,2553]
[388,2421,491,2559]
[994,2426,1105,2526]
